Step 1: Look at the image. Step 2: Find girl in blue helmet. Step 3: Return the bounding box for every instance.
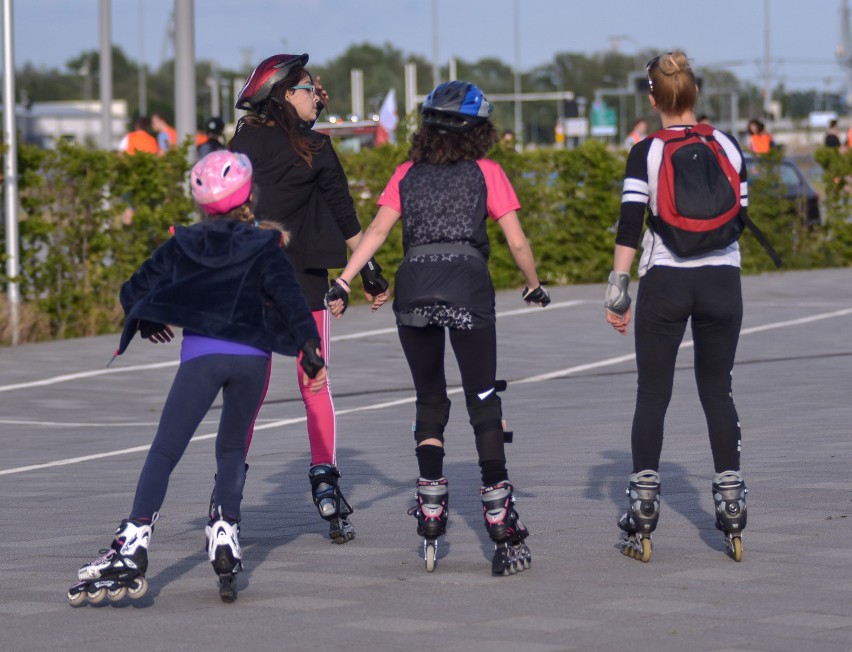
[325,80,550,576]
[68,151,327,605]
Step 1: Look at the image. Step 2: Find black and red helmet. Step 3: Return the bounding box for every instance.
[235,53,309,111]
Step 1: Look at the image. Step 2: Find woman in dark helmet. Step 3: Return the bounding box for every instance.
[605,51,750,564]
[325,81,550,576]
[228,53,390,544]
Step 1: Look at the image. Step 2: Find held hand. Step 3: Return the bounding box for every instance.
[324,280,350,319]
[606,307,631,335]
[365,288,390,311]
[314,75,330,106]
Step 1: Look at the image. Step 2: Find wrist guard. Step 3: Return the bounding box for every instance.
[359,257,389,296]
[324,282,349,314]
[299,338,325,379]
[522,285,551,307]
[605,271,631,317]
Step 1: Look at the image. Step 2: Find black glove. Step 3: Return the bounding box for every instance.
[359,257,389,296]
[324,281,349,314]
[299,338,325,379]
[522,285,551,307]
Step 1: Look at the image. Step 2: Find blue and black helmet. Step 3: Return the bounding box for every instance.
[421,81,494,132]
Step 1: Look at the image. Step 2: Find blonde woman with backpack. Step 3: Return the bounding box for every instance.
[604,51,749,564]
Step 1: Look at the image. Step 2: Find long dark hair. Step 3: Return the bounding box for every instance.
[232,65,323,167]
[409,120,498,165]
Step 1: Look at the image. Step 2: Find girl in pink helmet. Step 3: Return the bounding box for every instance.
[68,151,326,606]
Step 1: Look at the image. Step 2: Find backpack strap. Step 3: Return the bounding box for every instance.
[741,213,784,268]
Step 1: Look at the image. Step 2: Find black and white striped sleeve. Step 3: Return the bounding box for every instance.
[615,138,651,249]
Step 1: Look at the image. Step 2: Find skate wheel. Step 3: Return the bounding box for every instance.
[425,542,436,572]
[88,587,107,604]
[218,575,237,603]
[107,586,127,601]
[67,589,87,607]
[128,576,148,600]
[639,537,652,563]
[731,537,743,562]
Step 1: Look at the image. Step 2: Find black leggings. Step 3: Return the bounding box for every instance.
[631,266,743,474]
[130,354,270,522]
[397,324,507,484]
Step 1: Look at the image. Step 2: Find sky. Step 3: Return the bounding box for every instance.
[4,0,850,94]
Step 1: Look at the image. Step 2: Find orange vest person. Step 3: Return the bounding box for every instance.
[151,112,178,153]
[119,117,159,154]
[747,119,773,155]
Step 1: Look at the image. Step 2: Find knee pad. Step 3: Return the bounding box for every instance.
[465,380,510,438]
[413,392,451,444]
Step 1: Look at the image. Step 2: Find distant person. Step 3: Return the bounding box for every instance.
[697,114,711,124]
[197,117,227,158]
[501,129,516,148]
[624,118,647,149]
[747,118,774,155]
[118,117,159,155]
[824,119,841,148]
[151,112,177,154]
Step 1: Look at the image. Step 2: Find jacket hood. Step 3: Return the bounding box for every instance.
[172,220,278,268]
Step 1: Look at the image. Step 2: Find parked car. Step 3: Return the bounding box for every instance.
[743,155,821,226]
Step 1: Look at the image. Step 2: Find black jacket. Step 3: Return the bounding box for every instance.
[117,220,319,357]
[230,123,362,272]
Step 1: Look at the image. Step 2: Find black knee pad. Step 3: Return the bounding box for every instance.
[465,390,503,436]
[413,392,451,444]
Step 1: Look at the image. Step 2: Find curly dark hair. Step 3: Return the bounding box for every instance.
[409,120,498,164]
[231,65,323,167]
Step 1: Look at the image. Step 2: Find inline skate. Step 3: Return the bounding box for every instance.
[206,510,242,603]
[712,470,747,562]
[407,477,449,572]
[68,519,154,606]
[618,470,660,563]
[309,464,355,543]
[480,481,531,576]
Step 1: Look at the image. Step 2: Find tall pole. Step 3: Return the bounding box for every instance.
[138,0,146,116]
[2,0,20,344]
[513,0,522,150]
[99,0,113,149]
[763,0,771,117]
[431,0,440,87]
[174,0,196,161]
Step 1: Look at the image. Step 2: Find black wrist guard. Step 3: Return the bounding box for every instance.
[299,338,325,379]
[139,320,166,338]
[522,285,551,307]
[324,282,349,314]
[359,257,389,296]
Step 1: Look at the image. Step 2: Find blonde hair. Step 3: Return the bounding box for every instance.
[647,50,697,115]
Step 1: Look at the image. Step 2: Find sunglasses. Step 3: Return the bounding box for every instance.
[290,84,316,95]
[645,53,673,93]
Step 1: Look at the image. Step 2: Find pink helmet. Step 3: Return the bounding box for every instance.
[190,151,253,215]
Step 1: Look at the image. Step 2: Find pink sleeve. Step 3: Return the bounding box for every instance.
[377,161,414,212]
[477,159,521,220]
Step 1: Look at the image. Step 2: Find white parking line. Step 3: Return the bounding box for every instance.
[0,300,587,393]
[1,305,850,477]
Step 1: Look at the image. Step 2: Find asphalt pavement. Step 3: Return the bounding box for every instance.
[1,268,851,652]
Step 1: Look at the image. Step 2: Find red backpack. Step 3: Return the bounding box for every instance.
[648,123,747,257]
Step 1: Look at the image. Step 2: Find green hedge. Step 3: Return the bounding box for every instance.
[2,140,850,345]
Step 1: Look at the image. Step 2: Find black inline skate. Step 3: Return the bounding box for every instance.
[618,470,660,563]
[206,510,242,603]
[407,477,449,572]
[712,470,747,562]
[68,518,154,606]
[309,464,355,543]
[480,481,531,576]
